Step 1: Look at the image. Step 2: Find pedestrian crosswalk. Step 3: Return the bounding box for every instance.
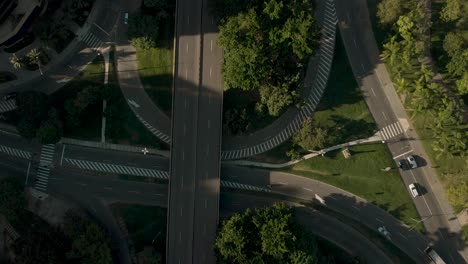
[133,111,171,143]
[34,144,56,192]
[64,158,170,179]
[379,122,404,140]
[80,31,104,51]
[221,0,338,160]
[0,145,32,159]
[0,100,16,113]
[221,180,272,193]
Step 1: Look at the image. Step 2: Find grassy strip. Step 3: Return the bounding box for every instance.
[283,143,423,232]
[463,225,468,242]
[136,17,174,116]
[111,204,167,259]
[106,50,169,150]
[50,57,104,141]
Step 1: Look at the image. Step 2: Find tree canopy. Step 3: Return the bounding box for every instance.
[0,177,24,225]
[215,203,341,264]
[377,0,402,25]
[217,0,318,116]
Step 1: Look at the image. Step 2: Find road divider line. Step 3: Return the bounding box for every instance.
[375,218,384,223]
[303,187,314,192]
[352,205,360,211]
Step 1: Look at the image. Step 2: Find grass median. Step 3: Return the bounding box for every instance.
[282,143,424,232]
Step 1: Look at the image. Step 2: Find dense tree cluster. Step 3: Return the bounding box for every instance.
[128,0,174,50]
[292,118,328,151]
[215,203,355,264]
[215,0,318,116]
[63,211,112,264]
[16,91,62,144]
[377,0,467,209]
[378,1,467,160]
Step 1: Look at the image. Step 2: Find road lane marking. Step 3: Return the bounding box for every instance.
[60,145,66,166]
[392,150,414,160]
[210,39,213,51]
[353,38,357,47]
[370,87,376,96]
[186,43,188,53]
[361,63,365,72]
[382,112,388,121]
[180,208,183,216]
[352,205,360,211]
[25,161,31,185]
[104,187,112,190]
[398,232,408,240]
[93,22,110,36]
[185,68,188,79]
[209,66,212,78]
[182,151,185,161]
[376,218,384,223]
[302,187,314,192]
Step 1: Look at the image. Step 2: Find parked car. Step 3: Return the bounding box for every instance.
[124,13,129,24]
[406,155,418,169]
[3,92,17,101]
[408,183,420,198]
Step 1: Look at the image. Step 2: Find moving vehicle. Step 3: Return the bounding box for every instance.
[406,155,418,169]
[408,183,420,198]
[424,247,446,264]
[124,13,129,24]
[398,159,408,170]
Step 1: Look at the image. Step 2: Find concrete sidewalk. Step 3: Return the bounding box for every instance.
[224,133,382,169]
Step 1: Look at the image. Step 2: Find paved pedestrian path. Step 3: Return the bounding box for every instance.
[0,100,16,113]
[0,145,32,159]
[225,133,382,168]
[34,144,56,192]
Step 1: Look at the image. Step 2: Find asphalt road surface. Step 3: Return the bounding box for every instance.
[0,155,394,264]
[167,0,224,261]
[336,1,467,263]
[166,0,204,263]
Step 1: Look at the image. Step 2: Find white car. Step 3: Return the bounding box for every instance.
[124,13,129,24]
[408,183,420,197]
[406,155,418,169]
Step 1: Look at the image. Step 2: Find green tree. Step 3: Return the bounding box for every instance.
[0,177,24,224]
[440,0,461,22]
[27,48,43,75]
[36,117,62,144]
[377,0,402,25]
[293,118,328,151]
[446,180,468,208]
[130,36,156,50]
[455,72,468,95]
[9,53,23,70]
[128,15,160,46]
[16,91,50,122]
[381,36,401,66]
[17,119,38,139]
[443,32,464,57]
[447,50,468,76]
[215,211,251,263]
[69,222,112,264]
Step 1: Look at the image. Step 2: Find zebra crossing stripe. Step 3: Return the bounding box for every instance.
[64,158,169,179]
[0,145,32,159]
[0,100,17,113]
[220,180,271,193]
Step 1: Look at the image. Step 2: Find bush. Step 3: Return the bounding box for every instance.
[130,36,157,50]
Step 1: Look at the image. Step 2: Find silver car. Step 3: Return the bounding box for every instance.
[406,155,417,169]
[409,183,420,197]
